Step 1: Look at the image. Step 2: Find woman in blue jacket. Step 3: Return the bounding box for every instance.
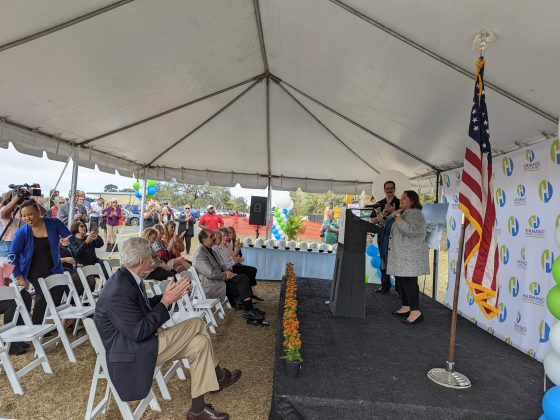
[10,200,74,324]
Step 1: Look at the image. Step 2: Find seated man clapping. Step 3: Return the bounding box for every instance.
[94,237,241,420]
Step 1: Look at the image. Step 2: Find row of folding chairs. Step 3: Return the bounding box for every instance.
[0,258,120,395]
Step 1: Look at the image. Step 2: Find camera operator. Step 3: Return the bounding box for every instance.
[58,192,88,225]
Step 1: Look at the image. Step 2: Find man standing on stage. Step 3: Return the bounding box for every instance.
[369,180,400,294]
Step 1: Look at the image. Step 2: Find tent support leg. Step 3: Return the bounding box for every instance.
[138,168,148,234]
[432,171,441,300]
[67,147,80,229]
[266,177,271,240]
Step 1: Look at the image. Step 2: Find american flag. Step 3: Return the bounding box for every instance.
[458,57,499,319]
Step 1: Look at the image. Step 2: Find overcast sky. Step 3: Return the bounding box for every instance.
[0,144,289,204]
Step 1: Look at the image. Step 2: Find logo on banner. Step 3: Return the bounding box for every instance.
[454,171,461,186]
[527,349,536,358]
[514,310,527,335]
[502,156,514,176]
[514,184,527,206]
[443,174,450,188]
[487,327,494,335]
[449,216,456,231]
[495,188,506,207]
[466,290,474,306]
[539,180,554,203]
[450,260,457,276]
[526,215,545,238]
[500,245,509,265]
[469,317,478,325]
[505,337,512,345]
[540,320,551,343]
[508,216,519,236]
[451,193,459,209]
[524,149,541,171]
[517,247,527,270]
[498,303,507,322]
[551,140,560,165]
[523,281,545,306]
[542,250,556,273]
[508,276,519,297]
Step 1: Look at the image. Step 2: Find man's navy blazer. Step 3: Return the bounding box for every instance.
[94,267,170,401]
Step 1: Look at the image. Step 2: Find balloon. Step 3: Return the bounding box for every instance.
[553,257,560,285]
[147,180,157,187]
[134,191,142,199]
[545,352,560,385]
[275,195,292,209]
[283,209,289,215]
[542,386,560,418]
[550,323,560,354]
[147,186,157,195]
[370,255,381,268]
[132,181,140,191]
[145,194,153,200]
[548,286,560,319]
[377,268,382,279]
[286,200,294,211]
[366,244,378,257]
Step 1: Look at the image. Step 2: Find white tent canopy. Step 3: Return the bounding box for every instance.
[0,0,558,193]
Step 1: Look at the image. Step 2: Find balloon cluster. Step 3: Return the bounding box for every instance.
[132,180,158,200]
[366,243,382,280]
[271,207,290,240]
[542,224,560,419]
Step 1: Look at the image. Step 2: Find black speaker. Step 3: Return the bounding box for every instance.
[249,196,267,226]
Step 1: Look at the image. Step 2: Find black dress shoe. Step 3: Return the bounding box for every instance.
[187,404,230,420]
[391,310,410,317]
[215,368,242,391]
[375,287,390,294]
[243,310,264,320]
[251,307,266,316]
[252,295,264,302]
[402,313,424,325]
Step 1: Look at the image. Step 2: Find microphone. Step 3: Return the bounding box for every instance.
[386,209,402,220]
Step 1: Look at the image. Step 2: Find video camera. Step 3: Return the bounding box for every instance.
[8,183,42,200]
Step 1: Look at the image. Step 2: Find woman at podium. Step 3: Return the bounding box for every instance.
[386,190,429,325]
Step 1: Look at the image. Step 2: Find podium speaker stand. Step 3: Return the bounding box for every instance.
[329,209,381,318]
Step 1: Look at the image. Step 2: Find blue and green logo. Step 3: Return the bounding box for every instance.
[450,260,457,276]
[495,188,506,207]
[541,249,556,273]
[529,281,541,296]
[516,310,521,324]
[452,193,459,204]
[500,245,509,265]
[498,303,507,322]
[528,215,541,229]
[527,349,535,357]
[466,290,474,306]
[525,149,535,162]
[505,337,512,345]
[443,174,450,188]
[551,139,560,165]
[486,326,494,335]
[502,156,514,176]
[508,276,519,297]
[539,320,551,343]
[517,184,526,197]
[454,171,461,183]
[538,180,553,203]
[449,216,456,231]
[507,216,519,236]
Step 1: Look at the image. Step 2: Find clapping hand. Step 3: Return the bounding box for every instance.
[86,232,98,244]
[160,277,190,307]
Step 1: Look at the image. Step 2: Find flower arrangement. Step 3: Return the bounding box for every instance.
[282,263,302,362]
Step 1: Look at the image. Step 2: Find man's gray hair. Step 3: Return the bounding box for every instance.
[120,237,152,269]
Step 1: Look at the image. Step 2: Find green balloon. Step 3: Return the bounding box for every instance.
[145,194,153,200]
[132,181,140,191]
[547,285,560,319]
[147,180,157,187]
[553,257,560,285]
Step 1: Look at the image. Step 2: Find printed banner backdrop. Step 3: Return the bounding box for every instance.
[442,137,560,361]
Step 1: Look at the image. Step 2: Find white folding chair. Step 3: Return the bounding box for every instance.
[158,279,206,329]
[77,263,106,307]
[38,272,95,363]
[102,258,120,278]
[188,268,226,326]
[83,318,161,419]
[0,285,56,395]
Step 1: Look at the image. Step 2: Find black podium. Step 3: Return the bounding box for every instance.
[329,209,382,318]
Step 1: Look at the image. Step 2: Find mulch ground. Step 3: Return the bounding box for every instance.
[0,281,281,420]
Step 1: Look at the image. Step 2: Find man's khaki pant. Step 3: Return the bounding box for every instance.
[156,318,219,398]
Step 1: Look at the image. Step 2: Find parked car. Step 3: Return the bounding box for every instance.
[123,208,139,226]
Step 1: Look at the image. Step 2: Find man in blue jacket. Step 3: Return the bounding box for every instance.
[94,237,241,420]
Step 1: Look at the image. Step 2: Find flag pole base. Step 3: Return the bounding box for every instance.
[427,362,471,389]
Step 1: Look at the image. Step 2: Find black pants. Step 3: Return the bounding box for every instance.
[396,276,420,311]
[232,264,257,287]
[29,279,67,325]
[380,268,391,290]
[147,267,177,281]
[225,274,251,306]
[184,235,193,254]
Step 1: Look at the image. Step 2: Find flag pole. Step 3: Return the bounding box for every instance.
[427,215,471,388]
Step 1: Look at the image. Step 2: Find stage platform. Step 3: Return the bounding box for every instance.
[270,278,543,419]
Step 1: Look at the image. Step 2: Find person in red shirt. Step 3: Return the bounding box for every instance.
[198,205,224,231]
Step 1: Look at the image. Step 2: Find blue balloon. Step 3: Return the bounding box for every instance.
[543,386,560,419]
[271,227,278,233]
[370,255,381,268]
[366,244,378,257]
[147,186,157,195]
[134,191,142,199]
[283,209,289,215]
[377,268,382,279]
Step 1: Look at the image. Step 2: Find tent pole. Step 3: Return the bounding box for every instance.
[67,147,80,229]
[432,171,441,299]
[266,177,272,240]
[51,157,71,195]
[138,168,148,234]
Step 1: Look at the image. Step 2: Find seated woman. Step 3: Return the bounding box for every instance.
[142,228,177,281]
[59,236,96,296]
[10,200,74,325]
[68,221,109,279]
[223,226,262,301]
[156,222,190,272]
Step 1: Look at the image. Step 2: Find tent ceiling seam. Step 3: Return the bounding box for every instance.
[329,0,557,124]
[275,80,380,175]
[273,74,438,170]
[79,74,264,146]
[146,76,265,167]
[0,0,136,53]
[252,0,269,74]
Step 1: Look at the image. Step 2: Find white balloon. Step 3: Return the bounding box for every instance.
[371,170,411,203]
[555,225,560,248]
[287,200,294,211]
[550,323,560,354]
[544,351,560,385]
[281,213,287,220]
[274,195,292,209]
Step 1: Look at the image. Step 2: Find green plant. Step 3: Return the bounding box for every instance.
[283,215,304,241]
